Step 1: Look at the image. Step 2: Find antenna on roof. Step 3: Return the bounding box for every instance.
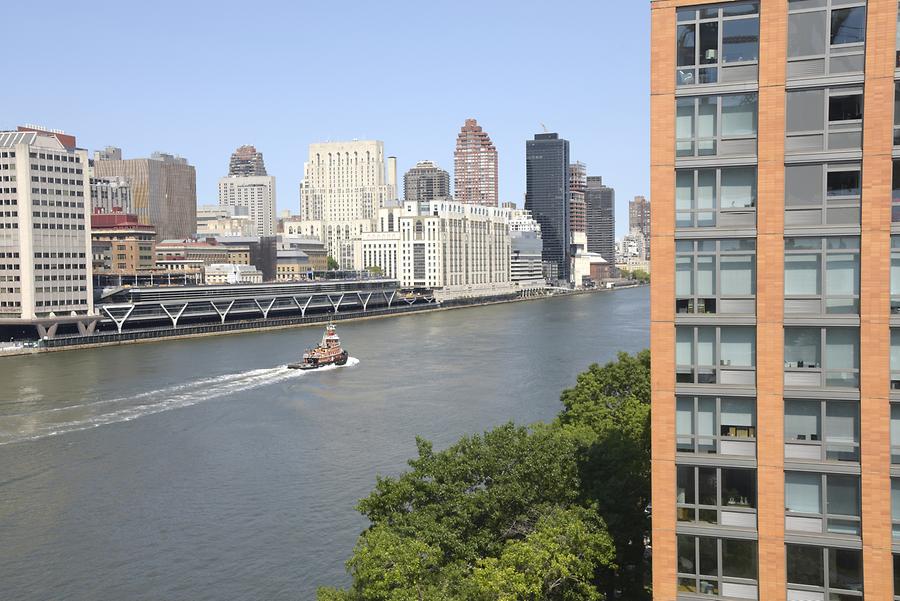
[540,123,549,133]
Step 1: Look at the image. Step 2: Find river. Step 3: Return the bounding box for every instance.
[0,287,649,600]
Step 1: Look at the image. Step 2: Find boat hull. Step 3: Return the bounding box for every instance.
[288,351,349,370]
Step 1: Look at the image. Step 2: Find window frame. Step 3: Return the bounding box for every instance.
[677,534,759,597]
[676,93,759,159]
[785,86,864,154]
[783,236,860,315]
[783,326,860,389]
[787,0,867,79]
[676,464,757,528]
[676,325,757,385]
[676,395,757,457]
[784,398,860,463]
[676,3,760,87]
[786,543,863,599]
[784,161,861,227]
[675,238,756,315]
[675,166,757,230]
[784,471,861,536]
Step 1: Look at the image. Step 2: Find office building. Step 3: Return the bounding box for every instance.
[0,128,93,319]
[650,2,893,600]
[297,140,396,268]
[228,145,267,177]
[525,132,570,283]
[205,263,263,285]
[90,176,132,214]
[218,173,276,237]
[569,162,587,234]
[454,118,498,206]
[630,194,651,257]
[94,148,197,241]
[196,204,253,237]
[91,212,156,273]
[585,176,615,263]
[404,160,450,202]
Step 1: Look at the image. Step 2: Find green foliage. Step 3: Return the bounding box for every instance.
[631,270,650,283]
[327,255,340,270]
[320,351,651,601]
[365,265,384,276]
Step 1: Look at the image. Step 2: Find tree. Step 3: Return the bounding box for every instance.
[366,265,384,276]
[631,270,650,283]
[327,255,340,270]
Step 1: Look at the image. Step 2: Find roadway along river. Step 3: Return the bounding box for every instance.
[0,287,649,601]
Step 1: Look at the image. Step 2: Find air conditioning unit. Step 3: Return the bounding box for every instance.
[705,49,718,61]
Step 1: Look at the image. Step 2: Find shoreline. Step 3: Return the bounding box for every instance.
[0,284,646,357]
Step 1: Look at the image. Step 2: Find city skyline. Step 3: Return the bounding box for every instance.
[2,0,648,238]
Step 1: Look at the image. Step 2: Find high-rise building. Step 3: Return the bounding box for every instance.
[569,162,587,234]
[525,133,570,283]
[651,2,894,600]
[454,118,498,206]
[585,176,615,263]
[91,212,156,273]
[629,195,650,258]
[404,160,450,202]
[89,176,132,214]
[228,145,267,177]
[196,205,253,237]
[297,140,396,268]
[94,148,197,241]
[218,175,276,237]
[0,128,93,319]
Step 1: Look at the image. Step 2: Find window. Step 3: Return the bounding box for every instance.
[676,239,755,315]
[787,544,862,599]
[677,465,756,528]
[676,166,756,229]
[893,330,900,389]
[784,237,859,314]
[784,327,859,388]
[676,94,758,158]
[787,0,866,79]
[895,553,900,601]
[894,478,900,539]
[784,399,859,462]
[785,472,861,536]
[892,161,900,223]
[677,535,758,599]
[676,3,759,86]
[676,395,756,456]
[785,162,860,226]
[676,325,756,385]
[786,86,863,153]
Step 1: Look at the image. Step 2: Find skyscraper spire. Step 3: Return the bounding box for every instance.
[228,145,267,176]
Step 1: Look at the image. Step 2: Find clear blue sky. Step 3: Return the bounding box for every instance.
[6,0,649,237]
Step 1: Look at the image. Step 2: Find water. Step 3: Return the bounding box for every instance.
[0,287,648,601]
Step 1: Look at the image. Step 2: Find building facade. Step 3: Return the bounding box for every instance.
[585,176,616,264]
[630,194,651,258]
[218,174,276,237]
[91,212,156,273]
[569,161,587,234]
[454,118,498,206]
[93,149,197,241]
[525,132,570,283]
[297,140,396,268]
[205,263,263,285]
[228,144,267,177]
[651,2,895,600]
[196,204,253,237]
[89,175,132,214]
[0,129,93,319]
[403,160,451,202]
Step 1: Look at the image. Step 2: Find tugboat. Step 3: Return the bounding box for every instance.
[288,323,349,370]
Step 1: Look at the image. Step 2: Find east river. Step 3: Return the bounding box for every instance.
[0,287,649,601]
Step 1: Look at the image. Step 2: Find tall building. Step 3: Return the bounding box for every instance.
[0,128,93,319]
[228,145,267,176]
[585,176,615,263]
[297,140,396,268]
[94,148,197,241]
[651,2,895,600]
[196,205,253,237]
[454,118,498,206]
[218,175,276,237]
[91,212,156,273]
[525,132,570,283]
[569,162,587,234]
[403,160,450,202]
[89,176,132,214]
[629,195,650,259]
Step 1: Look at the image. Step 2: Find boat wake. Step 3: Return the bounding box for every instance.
[0,357,360,446]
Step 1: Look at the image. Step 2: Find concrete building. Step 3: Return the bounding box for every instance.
[89,176,132,214]
[354,231,401,280]
[278,235,327,277]
[650,2,893,600]
[403,160,450,202]
[218,174,276,237]
[93,148,197,241]
[569,161,587,234]
[509,209,542,234]
[629,194,650,258]
[0,128,93,319]
[585,176,615,263]
[228,145,267,177]
[525,132,570,283]
[205,263,263,285]
[91,212,156,273]
[196,204,253,237]
[297,140,396,268]
[454,118,498,206]
[510,230,544,287]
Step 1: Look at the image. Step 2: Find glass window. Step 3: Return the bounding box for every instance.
[677,535,759,594]
[789,11,827,57]
[786,472,861,535]
[676,167,757,229]
[677,465,756,526]
[784,237,859,315]
[722,95,758,136]
[787,544,823,587]
[829,548,863,592]
[892,404,900,464]
[722,18,759,63]
[829,93,863,122]
[676,94,758,158]
[675,239,755,314]
[830,7,866,45]
[787,89,826,133]
[786,471,822,514]
[722,538,757,579]
[677,395,756,455]
[720,327,755,366]
[892,478,900,538]
[786,87,864,153]
[788,1,866,80]
[787,544,863,598]
[676,4,759,86]
[785,327,821,368]
[785,400,821,442]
